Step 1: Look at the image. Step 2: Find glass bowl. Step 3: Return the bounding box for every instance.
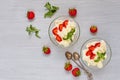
[80,37,112,70]
[48,16,80,49]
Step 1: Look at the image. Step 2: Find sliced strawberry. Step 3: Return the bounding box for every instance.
[88,45,95,51]
[52,27,58,35]
[95,42,100,47]
[59,24,64,31]
[86,50,92,56]
[63,20,68,28]
[56,34,62,42]
[90,53,96,59]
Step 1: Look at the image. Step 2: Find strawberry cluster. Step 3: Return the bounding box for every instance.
[86,42,101,59]
[52,20,68,42]
[64,62,81,77]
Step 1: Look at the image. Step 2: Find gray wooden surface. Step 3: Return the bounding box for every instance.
[0,0,120,80]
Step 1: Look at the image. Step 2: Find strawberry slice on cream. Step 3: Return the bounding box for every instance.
[82,40,107,68]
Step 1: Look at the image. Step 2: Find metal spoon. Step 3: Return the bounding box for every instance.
[65,51,72,60]
[73,52,93,80]
[65,51,83,69]
[73,52,84,68]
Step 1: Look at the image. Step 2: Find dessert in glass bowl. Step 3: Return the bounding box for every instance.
[48,16,80,48]
[80,38,112,69]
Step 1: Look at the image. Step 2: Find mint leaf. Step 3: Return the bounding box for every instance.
[44,2,59,18]
[44,2,51,10]
[52,6,59,12]
[35,31,40,38]
[63,28,75,41]
[44,11,54,18]
[94,57,100,62]
[94,52,106,62]
[26,25,40,38]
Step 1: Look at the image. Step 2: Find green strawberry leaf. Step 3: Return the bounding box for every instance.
[76,70,80,76]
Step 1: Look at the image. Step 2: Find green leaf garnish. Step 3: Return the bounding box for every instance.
[44,2,59,18]
[26,25,40,38]
[94,52,106,62]
[44,11,54,18]
[63,28,75,41]
[44,2,51,10]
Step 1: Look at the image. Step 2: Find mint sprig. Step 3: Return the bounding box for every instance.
[63,28,75,41]
[44,2,59,18]
[94,52,106,62]
[26,25,40,38]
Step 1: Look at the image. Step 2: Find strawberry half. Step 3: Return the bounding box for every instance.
[63,20,68,28]
[72,68,81,77]
[95,42,100,47]
[42,46,51,55]
[90,53,96,59]
[59,24,64,31]
[69,8,77,17]
[52,27,58,35]
[86,50,92,56]
[64,62,72,71]
[56,34,62,42]
[88,45,95,51]
[27,11,35,20]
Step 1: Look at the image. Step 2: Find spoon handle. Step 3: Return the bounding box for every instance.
[78,60,84,68]
[72,59,83,69]
[72,59,93,80]
[83,67,94,80]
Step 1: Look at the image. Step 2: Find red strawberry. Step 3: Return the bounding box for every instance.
[90,25,98,33]
[95,42,100,47]
[56,34,62,42]
[69,8,77,17]
[59,24,64,31]
[42,46,51,54]
[27,11,35,20]
[63,20,68,28]
[86,50,92,56]
[90,53,96,59]
[52,27,58,35]
[64,62,72,71]
[88,45,95,51]
[72,68,81,77]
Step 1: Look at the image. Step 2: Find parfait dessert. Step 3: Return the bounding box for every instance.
[52,19,77,47]
[82,40,107,68]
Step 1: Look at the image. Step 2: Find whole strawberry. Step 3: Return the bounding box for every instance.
[42,46,51,54]
[64,62,72,71]
[27,11,35,20]
[69,8,77,17]
[90,25,98,33]
[72,68,81,77]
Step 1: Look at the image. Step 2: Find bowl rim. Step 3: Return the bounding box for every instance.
[48,15,80,49]
[80,37,112,70]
